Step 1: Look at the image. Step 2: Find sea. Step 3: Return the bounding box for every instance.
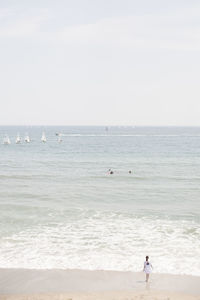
[0,126,199,276]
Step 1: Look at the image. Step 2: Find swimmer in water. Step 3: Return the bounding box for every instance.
[108,169,114,174]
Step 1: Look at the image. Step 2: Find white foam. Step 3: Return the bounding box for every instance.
[0,212,199,276]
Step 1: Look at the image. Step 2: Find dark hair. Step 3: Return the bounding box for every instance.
[146,256,149,261]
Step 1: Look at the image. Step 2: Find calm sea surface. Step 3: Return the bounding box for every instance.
[0,126,199,275]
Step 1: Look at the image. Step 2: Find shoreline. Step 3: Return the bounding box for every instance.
[0,269,200,299]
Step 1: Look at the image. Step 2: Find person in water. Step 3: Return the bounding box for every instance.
[108,169,114,174]
[143,256,153,282]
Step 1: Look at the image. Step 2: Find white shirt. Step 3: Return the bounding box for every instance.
[144,261,153,273]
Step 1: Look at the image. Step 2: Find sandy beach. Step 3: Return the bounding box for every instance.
[0,269,200,300]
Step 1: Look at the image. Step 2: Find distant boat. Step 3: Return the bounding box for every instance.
[58,136,62,143]
[41,132,47,143]
[24,133,30,143]
[16,133,21,144]
[56,132,63,137]
[3,135,11,145]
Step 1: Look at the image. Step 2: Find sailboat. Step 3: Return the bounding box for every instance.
[41,132,47,143]
[16,133,21,144]
[58,136,62,143]
[24,133,30,143]
[3,135,11,145]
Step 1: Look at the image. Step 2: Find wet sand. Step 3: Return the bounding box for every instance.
[0,269,199,299]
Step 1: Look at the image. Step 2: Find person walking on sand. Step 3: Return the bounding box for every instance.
[143,256,153,282]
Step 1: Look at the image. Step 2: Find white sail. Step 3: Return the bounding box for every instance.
[41,132,47,142]
[16,133,21,144]
[3,135,11,145]
[58,136,62,143]
[24,133,30,143]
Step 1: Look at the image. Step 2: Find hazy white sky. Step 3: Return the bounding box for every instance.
[0,0,200,126]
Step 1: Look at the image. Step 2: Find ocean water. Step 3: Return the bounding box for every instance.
[0,126,199,276]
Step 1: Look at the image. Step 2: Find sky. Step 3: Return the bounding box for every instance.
[0,0,200,126]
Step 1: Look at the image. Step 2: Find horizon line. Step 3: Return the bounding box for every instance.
[0,124,200,127]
